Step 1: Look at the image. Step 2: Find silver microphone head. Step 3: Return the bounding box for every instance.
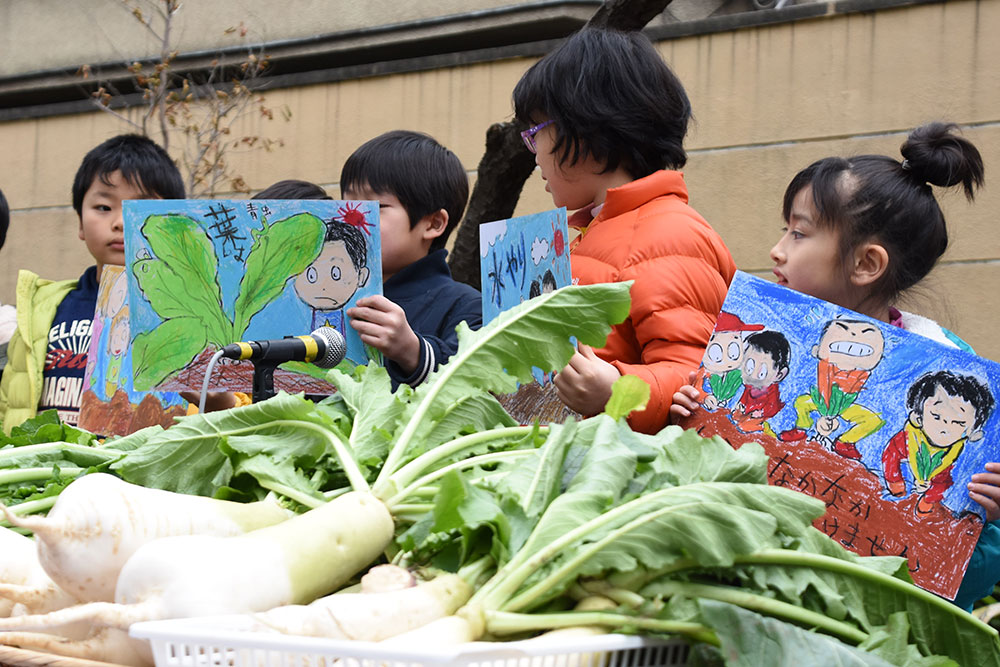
[311,326,348,368]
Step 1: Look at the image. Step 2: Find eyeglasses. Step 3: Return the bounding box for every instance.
[520,120,554,154]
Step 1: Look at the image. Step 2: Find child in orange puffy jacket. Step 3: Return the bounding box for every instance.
[512,28,736,433]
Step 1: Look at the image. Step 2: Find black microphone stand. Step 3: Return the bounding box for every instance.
[251,359,281,403]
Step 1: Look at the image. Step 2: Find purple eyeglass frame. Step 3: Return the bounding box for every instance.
[520,120,554,154]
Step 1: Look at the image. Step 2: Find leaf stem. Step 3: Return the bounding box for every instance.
[257,480,325,510]
[644,580,869,645]
[386,449,535,507]
[485,610,718,645]
[0,467,86,485]
[472,485,693,610]
[380,426,538,499]
[740,549,996,633]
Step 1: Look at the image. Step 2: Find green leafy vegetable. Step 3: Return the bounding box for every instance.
[232,213,326,338]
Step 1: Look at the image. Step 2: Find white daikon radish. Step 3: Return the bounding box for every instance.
[1,473,292,602]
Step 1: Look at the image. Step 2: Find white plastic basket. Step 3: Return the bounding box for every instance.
[130,616,690,667]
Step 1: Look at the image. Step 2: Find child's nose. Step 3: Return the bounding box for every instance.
[112,211,124,231]
[769,240,783,263]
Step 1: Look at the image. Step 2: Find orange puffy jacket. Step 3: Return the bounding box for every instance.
[570,170,736,433]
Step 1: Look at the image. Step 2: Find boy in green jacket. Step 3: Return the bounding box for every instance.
[0,135,184,432]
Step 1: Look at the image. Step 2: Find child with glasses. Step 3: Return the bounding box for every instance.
[513,28,736,433]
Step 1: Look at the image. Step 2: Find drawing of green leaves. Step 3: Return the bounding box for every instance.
[915,443,946,481]
[134,214,232,345]
[810,384,858,417]
[132,317,209,390]
[709,369,743,402]
[231,213,326,339]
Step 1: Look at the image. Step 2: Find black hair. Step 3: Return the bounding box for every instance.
[340,130,469,252]
[818,318,879,341]
[906,370,995,430]
[512,28,691,179]
[541,269,557,291]
[253,179,331,200]
[744,330,790,372]
[71,134,184,216]
[528,279,541,299]
[782,122,984,309]
[324,222,368,272]
[0,187,8,250]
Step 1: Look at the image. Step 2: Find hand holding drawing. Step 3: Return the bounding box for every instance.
[969,461,1000,523]
[348,295,421,375]
[554,343,620,416]
[669,372,700,421]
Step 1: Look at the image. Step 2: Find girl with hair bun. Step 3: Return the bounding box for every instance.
[675,122,999,609]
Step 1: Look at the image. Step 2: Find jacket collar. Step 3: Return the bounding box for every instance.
[569,170,689,232]
[384,248,451,297]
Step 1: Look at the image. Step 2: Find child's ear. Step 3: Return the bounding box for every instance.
[78,219,86,241]
[969,428,985,442]
[850,242,889,288]
[420,209,448,241]
[908,409,923,428]
[358,266,370,289]
[776,367,789,383]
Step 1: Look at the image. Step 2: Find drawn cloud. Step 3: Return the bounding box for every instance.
[531,237,550,266]
[480,221,508,258]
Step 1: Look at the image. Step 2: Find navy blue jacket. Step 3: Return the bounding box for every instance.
[384,249,482,388]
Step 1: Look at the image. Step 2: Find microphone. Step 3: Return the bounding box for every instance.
[220,326,347,369]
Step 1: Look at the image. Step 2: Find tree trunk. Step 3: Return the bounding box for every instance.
[586,0,674,30]
[449,119,537,290]
[448,0,675,287]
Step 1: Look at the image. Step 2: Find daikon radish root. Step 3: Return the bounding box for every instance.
[0,528,78,619]
[1,473,293,602]
[0,628,151,667]
[0,528,43,617]
[247,572,471,641]
[0,491,395,646]
[379,606,485,647]
[0,582,78,617]
[360,564,417,593]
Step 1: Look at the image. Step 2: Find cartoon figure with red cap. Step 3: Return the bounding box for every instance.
[693,312,765,411]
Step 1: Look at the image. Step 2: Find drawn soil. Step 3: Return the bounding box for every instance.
[154,348,337,395]
[79,389,188,437]
[680,408,981,599]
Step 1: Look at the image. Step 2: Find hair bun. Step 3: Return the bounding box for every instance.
[899,122,984,200]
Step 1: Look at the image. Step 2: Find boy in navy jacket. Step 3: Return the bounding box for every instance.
[342,131,482,388]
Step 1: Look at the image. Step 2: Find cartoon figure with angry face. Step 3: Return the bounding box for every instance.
[780,318,887,460]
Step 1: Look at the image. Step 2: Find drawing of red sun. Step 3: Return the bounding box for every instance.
[552,227,565,256]
[334,202,373,235]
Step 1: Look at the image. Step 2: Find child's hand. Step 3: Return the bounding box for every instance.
[178,390,240,413]
[347,295,421,375]
[553,344,620,416]
[669,371,700,421]
[969,461,1000,522]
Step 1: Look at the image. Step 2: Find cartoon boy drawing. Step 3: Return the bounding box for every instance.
[780,318,886,460]
[882,370,995,514]
[528,269,558,299]
[294,222,370,338]
[731,330,790,436]
[693,312,765,411]
[104,310,130,399]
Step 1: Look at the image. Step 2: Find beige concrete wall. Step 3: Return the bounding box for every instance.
[0,0,550,75]
[3,0,1000,359]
